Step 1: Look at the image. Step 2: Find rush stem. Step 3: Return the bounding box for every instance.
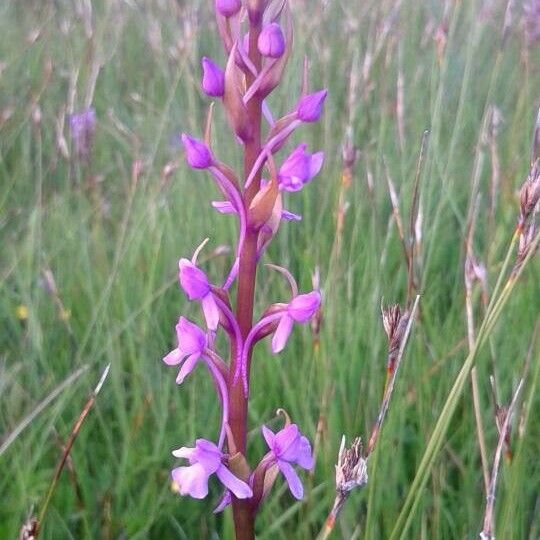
[229,12,263,540]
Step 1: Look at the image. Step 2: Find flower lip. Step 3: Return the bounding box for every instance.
[201,57,225,97]
[258,22,286,58]
[296,89,328,123]
[215,0,242,17]
[181,134,213,169]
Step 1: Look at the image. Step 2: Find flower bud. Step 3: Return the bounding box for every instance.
[258,23,285,58]
[296,89,328,123]
[181,134,213,169]
[201,57,225,97]
[216,0,242,17]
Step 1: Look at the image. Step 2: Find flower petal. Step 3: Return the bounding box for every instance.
[274,424,300,459]
[271,314,294,353]
[262,425,276,449]
[171,446,195,460]
[213,490,232,513]
[179,258,211,300]
[288,291,321,322]
[277,460,304,499]
[163,348,183,366]
[172,464,210,499]
[176,353,201,384]
[295,436,314,470]
[202,293,220,331]
[308,151,324,179]
[216,465,253,499]
[282,209,302,221]
[212,200,237,214]
[176,317,206,356]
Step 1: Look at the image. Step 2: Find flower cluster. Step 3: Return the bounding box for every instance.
[162,0,326,529]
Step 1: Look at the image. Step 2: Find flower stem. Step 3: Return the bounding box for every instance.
[228,13,264,540]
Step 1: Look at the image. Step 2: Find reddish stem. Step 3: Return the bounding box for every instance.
[228,12,263,540]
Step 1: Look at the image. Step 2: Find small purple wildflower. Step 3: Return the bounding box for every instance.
[278,144,324,192]
[296,89,328,123]
[202,57,225,97]
[178,258,220,330]
[258,23,286,58]
[272,291,321,353]
[69,107,96,161]
[172,439,252,499]
[181,134,213,169]
[163,317,207,384]
[262,424,314,499]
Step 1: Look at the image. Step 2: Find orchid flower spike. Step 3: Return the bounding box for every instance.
[178,258,220,330]
[278,144,324,192]
[272,290,321,353]
[172,439,252,499]
[261,423,314,499]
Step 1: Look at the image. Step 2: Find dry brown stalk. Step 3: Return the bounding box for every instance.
[19,364,110,539]
[317,296,420,540]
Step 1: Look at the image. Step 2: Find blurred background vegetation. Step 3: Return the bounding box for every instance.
[1,0,539,538]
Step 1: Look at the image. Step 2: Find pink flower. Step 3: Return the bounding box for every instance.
[272,291,321,353]
[163,317,206,384]
[278,144,324,192]
[178,259,220,330]
[262,424,313,499]
[172,439,252,499]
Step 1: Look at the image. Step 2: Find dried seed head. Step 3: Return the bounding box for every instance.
[519,160,540,226]
[335,436,368,495]
[382,304,408,348]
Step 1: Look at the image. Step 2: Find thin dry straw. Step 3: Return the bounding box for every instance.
[479,378,524,539]
[0,365,89,457]
[33,364,111,538]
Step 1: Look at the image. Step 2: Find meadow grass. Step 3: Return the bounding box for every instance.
[1,0,539,538]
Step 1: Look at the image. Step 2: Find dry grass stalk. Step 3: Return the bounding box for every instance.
[317,296,420,540]
[479,378,524,540]
[19,364,110,539]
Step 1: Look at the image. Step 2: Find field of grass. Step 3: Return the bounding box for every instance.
[1,0,539,538]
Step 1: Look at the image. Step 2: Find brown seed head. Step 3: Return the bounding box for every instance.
[335,436,368,495]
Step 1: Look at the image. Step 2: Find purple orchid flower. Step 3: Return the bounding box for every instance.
[163,317,207,384]
[272,291,321,352]
[278,144,324,192]
[172,439,252,499]
[178,258,220,330]
[261,424,314,499]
